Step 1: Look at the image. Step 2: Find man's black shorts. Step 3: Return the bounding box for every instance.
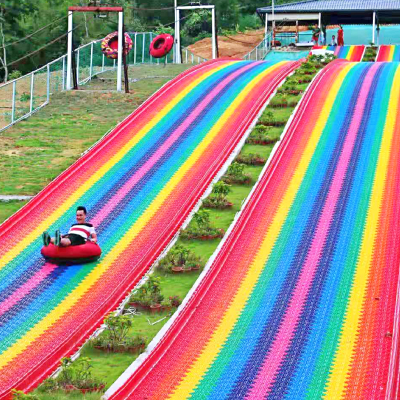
[64,233,86,246]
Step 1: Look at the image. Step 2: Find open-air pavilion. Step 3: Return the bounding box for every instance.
[257,0,400,44]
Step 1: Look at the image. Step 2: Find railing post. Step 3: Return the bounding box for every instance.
[11,81,16,123]
[185,49,188,64]
[47,64,50,102]
[191,53,194,63]
[150,33,153,64]
[102,54,105,72]
[142,33,145,63]
[134,33,137,64]
[76,48,80,84]
[90,42,94,80]
[62,56,66,90]
[30,73,34,113]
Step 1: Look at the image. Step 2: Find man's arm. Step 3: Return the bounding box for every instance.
[91,230,98,243]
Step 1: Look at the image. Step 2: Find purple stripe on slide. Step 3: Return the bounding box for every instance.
[0,263,58,317]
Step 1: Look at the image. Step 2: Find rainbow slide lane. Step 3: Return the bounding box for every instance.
[312,45,365,61]
[107,60,400,399]
[0,59,299,397]
[376,45,400,61]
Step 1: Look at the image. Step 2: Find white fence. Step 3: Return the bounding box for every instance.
[243,32,272,61]
[0,32,206,133]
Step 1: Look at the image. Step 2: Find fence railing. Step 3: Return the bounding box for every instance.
[243,32,272,61]
[0,32,206,133]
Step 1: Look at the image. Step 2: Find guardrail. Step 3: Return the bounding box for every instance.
[0,32,206,133]
[243,33,272,61]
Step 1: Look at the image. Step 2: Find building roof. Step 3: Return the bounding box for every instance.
[258,0,400,13]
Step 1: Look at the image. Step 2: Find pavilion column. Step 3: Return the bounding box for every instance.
[265,12,268,36]
[372,11,376,45]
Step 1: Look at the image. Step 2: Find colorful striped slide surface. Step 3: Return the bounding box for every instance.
[313,45,365,61]
[376,45,400,62]
[0,59,299,397]
[108,61,400,399]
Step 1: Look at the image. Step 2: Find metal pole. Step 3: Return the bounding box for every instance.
[62,56,66,90]
[11,81,16,123]
[272,0,274,22]
[211,7,216,59]
[372,11,376,45]
[30,73,34,113]
[47,64,50,102]
[174,0,178,63]
[134,33,137,64]
[76,48,80,84]
[117,11,123,92]
[142,32,145,63]
[176,9,181,63]
[150,32,153,64]
[265,13,268,36]
[66,11,73,90]
[102,54,105,71]
[89,42,93,80]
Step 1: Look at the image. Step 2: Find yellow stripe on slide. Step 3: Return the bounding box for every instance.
[389,45,395,62]
[0,61,284,370]
[346,46,355,61]
[324,66,400,398]
[0,61,237,270]
[169,63,354,400]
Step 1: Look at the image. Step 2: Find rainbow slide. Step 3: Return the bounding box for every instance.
[0,59,299,397]
[313,45,365,61]
[106,61,400,399]
[376,45,400,61]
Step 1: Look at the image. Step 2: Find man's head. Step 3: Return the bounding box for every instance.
[76,206,87,224]
[332,35,336,39]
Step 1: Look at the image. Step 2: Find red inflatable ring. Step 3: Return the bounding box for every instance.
[149,34,174,58]
[101,31,133,60]
[41,242,102,265]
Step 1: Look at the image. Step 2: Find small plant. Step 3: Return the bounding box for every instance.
[169,295,182,308]
[11,390,38,399]
[54,357,105,392]
[222,162,252,185]
[236,152,266,165]
[181,209,224,240]
[157,245,204,273]
[202,181,232,209]
[105,313,133,347]
[19,93,31,102]
[130,276,164,306]
[9,70,22,80]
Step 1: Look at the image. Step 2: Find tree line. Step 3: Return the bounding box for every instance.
[0,0,299,82]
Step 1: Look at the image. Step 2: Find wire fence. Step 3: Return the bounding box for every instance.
[0,32,206,133]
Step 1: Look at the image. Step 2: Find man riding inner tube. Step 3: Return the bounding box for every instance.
[42,206,97,247]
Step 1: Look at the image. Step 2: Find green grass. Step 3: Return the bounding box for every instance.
[0,200,28,224]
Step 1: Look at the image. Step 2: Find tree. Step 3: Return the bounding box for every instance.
[0,0,35,81]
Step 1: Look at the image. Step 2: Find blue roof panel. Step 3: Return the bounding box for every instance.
[258,0,400,12]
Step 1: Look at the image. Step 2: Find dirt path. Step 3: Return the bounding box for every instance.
[187,29,265,59]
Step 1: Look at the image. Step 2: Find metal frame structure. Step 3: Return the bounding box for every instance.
[67,6,124,91]
[175,5,217,63]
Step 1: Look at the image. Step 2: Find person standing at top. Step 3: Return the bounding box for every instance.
[337,25,344,46]
[312,24,321,45]
[331,35,338,46]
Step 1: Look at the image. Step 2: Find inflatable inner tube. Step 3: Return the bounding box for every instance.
[149,34,174,58]
[101,31,133,60]
[41,242,101,265]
